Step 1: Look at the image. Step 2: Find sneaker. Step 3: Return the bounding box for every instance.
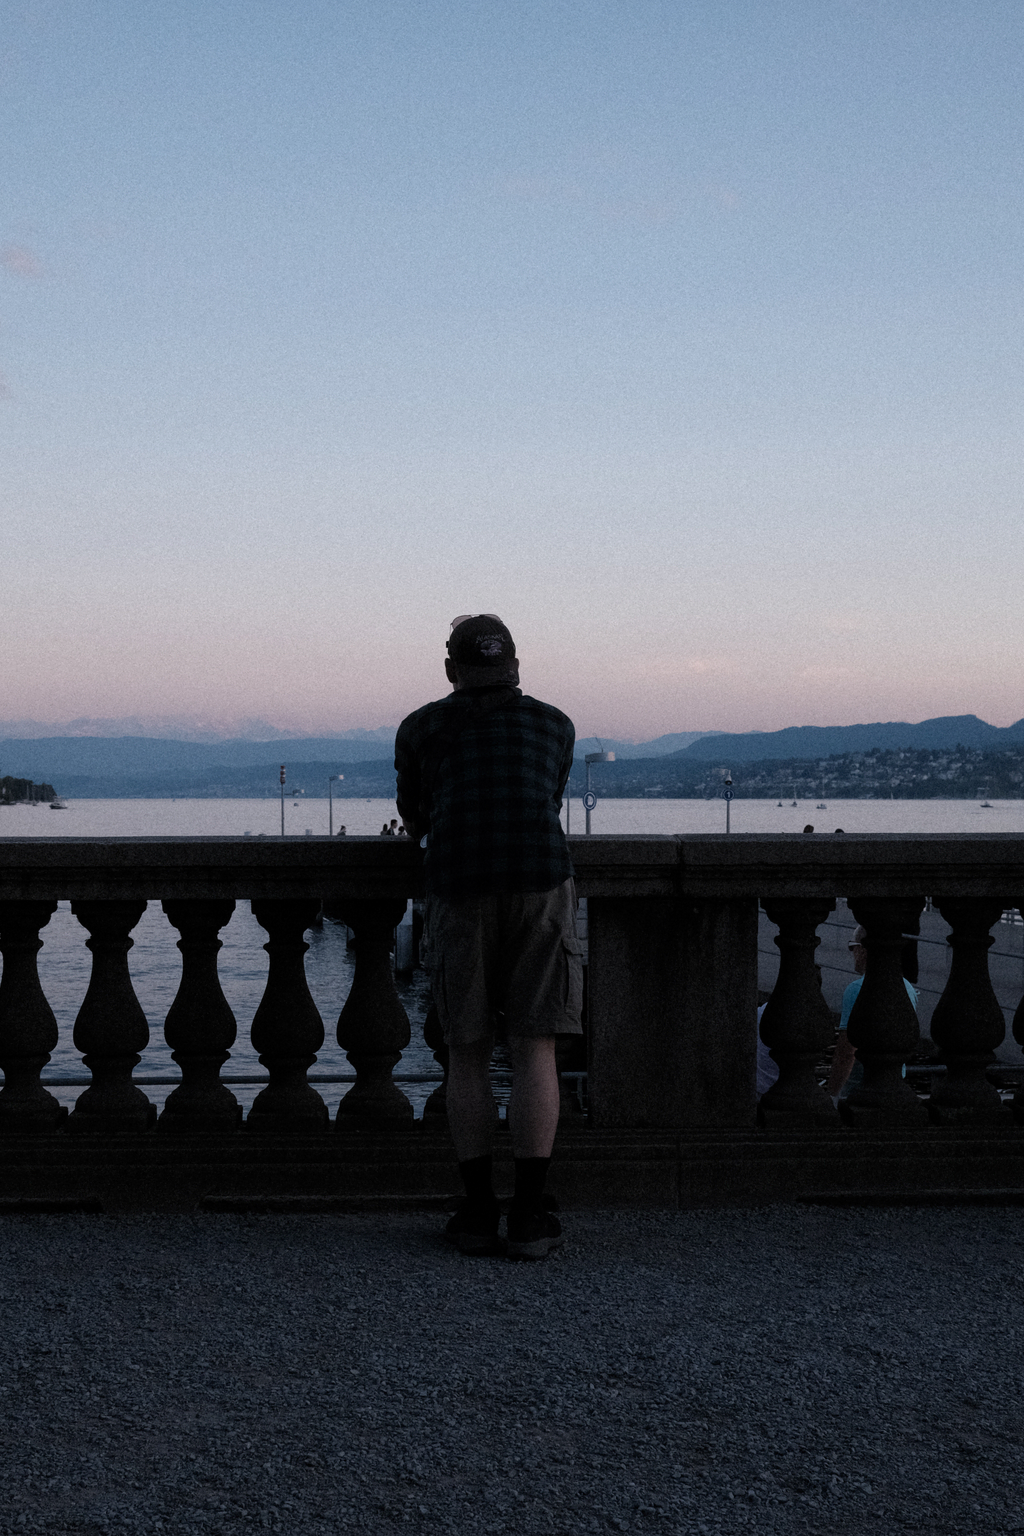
[444,1198,502,1256]
[506,1201,564,1260]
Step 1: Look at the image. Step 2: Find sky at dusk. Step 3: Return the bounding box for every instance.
[2,2,1022,740]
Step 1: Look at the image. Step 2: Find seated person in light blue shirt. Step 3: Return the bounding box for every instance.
[755,1002,779,1098]
[827,925,917,1103]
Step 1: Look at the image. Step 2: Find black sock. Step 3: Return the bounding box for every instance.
[458,1155,496,1205]
[513,1157,550,1207]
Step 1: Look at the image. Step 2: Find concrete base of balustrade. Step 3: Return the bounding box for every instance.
[0,1125,1022,1213]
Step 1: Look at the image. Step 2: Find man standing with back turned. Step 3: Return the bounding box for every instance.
[395,615,582,1259]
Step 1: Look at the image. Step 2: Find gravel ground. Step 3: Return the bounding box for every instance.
[1,1206,1023,1535]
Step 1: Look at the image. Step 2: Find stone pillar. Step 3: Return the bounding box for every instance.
[587,896,758,1129]
[758,898,839,1126]
[331,898,414,1127]
[844,897,927,1125]
[928,900,1007,1123]
[0,901,67,1133]
[158,900,242,1133]
[247,900,329,1132]
[69,901,155,1133]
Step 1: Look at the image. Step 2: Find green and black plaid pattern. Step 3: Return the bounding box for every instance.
[395,687,575,899]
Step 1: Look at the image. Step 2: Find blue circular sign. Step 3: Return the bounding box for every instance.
[582,790,597,811]
[723,789,734,801]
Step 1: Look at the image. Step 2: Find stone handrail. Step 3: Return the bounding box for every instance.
[3,830,1024,899]
[0,834,1022,1146]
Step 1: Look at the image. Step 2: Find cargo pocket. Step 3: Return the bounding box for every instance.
[562,939,583,1024]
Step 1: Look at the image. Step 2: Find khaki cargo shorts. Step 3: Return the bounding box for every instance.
[423,878,584,1046]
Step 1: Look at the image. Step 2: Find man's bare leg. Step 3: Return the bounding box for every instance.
[507,1035,560,1158]
[446,1035,562,1256]
[446,1037,496,1162]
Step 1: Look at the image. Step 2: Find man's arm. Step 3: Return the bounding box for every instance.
[394,723,425,844]
[555,720,575,806]
[826,1032,857,1100]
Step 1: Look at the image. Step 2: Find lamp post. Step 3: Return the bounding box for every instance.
[279,765,286,837]
[723,771,733,833]
[328,774,344,836]
[584,750,615,835]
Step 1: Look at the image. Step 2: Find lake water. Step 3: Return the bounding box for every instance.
[4,793,1023,837]
[1,797,1022,1110]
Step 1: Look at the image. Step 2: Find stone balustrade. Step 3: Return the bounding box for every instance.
[0,833,1022,1208]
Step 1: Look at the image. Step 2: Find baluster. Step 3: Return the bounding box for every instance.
[758,898,839,1125]
[247,900,329,1132]
[1014,910,1024,1122]
[0,901,67,1133]
[421,998,449,1127]
[843,897,927,1125]
[331,898,414,1127]
[158,900,241,1133]
[928,900,1007,1123]
[68,901,155,1133]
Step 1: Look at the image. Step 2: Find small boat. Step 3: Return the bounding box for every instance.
[790,800,798,808]
[816,802,827,809]
[50,798,67,810]
[980,801,993,809]
[776,801,783,808]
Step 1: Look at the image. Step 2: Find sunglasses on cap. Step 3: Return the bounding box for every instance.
[449,613,504,632]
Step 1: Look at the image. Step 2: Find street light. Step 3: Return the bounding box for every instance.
[279,765,286,837]
[723,771,733,833]
[584,750,615,835]
[328,773,344,836]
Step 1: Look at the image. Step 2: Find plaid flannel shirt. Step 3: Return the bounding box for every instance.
[395,685,575,899]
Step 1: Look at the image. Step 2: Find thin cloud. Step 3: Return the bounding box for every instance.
[1,245,42,277]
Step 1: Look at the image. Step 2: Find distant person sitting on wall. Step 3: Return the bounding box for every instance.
[826,925,918,1104]
[336,825,347,836]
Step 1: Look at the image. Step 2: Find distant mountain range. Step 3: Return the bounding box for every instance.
[0,730,719,784]
[573,732,715,759]
[2,714,1021,797]
[0,735,399,779]
[676,715,1024,762]
[0,716,397,744]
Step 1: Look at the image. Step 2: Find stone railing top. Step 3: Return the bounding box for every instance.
[0,833,1022,902]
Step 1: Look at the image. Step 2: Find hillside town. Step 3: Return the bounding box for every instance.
[579,744,1024,800]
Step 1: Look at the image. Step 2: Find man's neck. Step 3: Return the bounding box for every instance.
[453,682,520,696]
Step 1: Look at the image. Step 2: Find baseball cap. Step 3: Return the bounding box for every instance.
[447,614,517,668]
